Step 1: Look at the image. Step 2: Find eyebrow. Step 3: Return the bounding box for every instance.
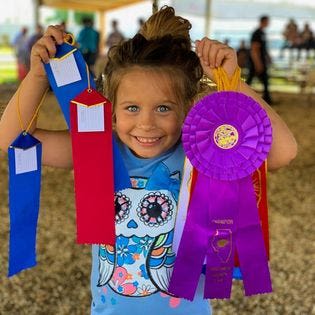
[118,100,178,105]
[117,101,138,105]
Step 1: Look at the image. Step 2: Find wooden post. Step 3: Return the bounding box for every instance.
[98,11,105,54]
[33,0,40,27]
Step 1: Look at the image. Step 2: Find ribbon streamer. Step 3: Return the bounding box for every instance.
[70,87,115,244]
[8,133,42,276]
[7,86,47,276]
[169,68,272,299]
[44,40,130,245]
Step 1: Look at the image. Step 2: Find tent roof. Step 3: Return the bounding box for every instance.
[39,0,148,12]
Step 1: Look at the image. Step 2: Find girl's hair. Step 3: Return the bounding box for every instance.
[98,6,206,112]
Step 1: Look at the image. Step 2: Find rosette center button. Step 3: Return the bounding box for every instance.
[213,124,239,150]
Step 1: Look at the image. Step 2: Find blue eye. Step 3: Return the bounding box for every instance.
[157,105,170,112]
[127,105,139,112]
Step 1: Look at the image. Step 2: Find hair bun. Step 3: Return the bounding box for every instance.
[140,6,192,49]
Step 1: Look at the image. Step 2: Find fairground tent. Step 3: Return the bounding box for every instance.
[37,0,157,47]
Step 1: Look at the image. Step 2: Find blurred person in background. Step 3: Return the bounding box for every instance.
[237,39,250,75]
[106,20,125,50]
[27,24,44,52]
[77,17,100,74]
[280,18,299,59]
[26,24,44,70]
[297,22,315,60]
[246,15,273,104]
[12,26,29,81]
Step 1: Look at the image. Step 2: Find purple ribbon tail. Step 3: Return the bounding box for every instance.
[205,251,234,299]
[204,179,238,299]
[236,176,272,295]
[168,173,210,300]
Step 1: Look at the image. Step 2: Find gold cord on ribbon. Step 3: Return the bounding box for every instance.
[213,66,241,92]
[64,32,91,94]
[64,33,75,46]
[16,85,49,135]
[86,63,92,93]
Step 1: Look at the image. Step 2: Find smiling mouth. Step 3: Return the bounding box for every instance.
[134,136,161,144]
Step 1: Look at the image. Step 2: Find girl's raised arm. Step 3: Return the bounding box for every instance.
[238,82,297,170]
[0,25,73,168]
[195,38,297,170]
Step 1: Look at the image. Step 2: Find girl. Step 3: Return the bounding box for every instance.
[0,6,297,315]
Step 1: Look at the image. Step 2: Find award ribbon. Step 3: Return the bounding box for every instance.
[44,36,130,245]
[169,67,272,299]
[8,86,48,276]
[70,65,115,244]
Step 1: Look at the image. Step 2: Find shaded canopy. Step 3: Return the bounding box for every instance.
[38,0,149,12]
[38,0,153,50]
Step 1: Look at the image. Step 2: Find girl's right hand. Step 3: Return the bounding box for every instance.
[195,38,238,82]
[29,25,65,82]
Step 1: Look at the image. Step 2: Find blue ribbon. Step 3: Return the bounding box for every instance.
[146,163,180,201]
[8,132,42,276]
[44,42,130,191]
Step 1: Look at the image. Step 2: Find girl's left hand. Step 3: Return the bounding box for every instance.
[195,38,238,82]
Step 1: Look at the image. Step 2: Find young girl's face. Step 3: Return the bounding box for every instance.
[115,67,185,158]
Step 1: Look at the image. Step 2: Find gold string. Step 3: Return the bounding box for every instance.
[86,63,92,93]
[16,85,25,132]
[64,32,91,94]
[16,84,49,134]
[64,33,75,45]
[213,66,241,91]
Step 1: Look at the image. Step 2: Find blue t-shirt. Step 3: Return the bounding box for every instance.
[90,142,212,315]
[77,26,99,54]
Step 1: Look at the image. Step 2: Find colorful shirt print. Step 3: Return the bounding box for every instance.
[90,142,212,315]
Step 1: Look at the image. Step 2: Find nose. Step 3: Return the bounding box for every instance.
[136,110,156,131]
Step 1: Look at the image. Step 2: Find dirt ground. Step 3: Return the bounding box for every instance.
[0,84,314,315]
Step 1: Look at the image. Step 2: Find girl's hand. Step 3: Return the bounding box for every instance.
[195,38,238,82]
[29,25,65,82]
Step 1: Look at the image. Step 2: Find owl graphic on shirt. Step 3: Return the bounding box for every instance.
[97,173,180,297]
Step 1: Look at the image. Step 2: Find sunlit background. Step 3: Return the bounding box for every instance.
[0,2,314,315]
[1,0,315,45]
[1,0,315,85]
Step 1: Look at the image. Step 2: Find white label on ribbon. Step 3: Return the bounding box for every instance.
[50,54,81,87]
[14,146,38,174]
[173,158,193,255]
[77,104,105,132]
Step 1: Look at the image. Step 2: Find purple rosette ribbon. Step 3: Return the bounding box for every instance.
[168,91,273,300]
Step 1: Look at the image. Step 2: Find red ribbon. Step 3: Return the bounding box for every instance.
[70,88,115,245]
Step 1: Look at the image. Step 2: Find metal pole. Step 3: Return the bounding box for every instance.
[204,0,211,37]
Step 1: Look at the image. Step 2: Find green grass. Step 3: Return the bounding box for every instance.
[0,46,14,54]
[0,68,17,84]
[0,45,18,83]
